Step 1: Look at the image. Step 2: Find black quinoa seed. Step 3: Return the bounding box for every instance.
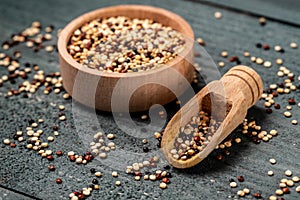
[143,147,150,153]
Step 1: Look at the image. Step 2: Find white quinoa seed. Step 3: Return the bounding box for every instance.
[142,139,147,144]
[284,170,293,176]
[221,51,228,57]
[274,45,282,52]
[31,122,38,127]
[107,133,115,140]
[269,158,276,164]
[218,61,225,67]
[154,132,161,138]
[291,120,298,125]
[76,157,82,164]
[213,11,223,19]
[277,71,284,77]
[235,138,241,143]
[159,182,167,189]
[141,114,148,120]
[263,61,272,68]
[255,57,264,65]
[3,139,10,145]
[290,42,298,49]
[259,17,266,24]
[149,174,156,181]
[286,105,292,110]
[59,116,66,121]
[276,58,283,65]
[112,171,118,177]
[82,190,90,196]
[281,178,288,183]
[230,182,237,188]
[268,171,274,176]
[196,38,205,45]
[269,195,277,200]
[286,180,294,187]
[243,188,250,194]
[47,136,54,142]
[237,190,245,197]
[45,45,54,52]
[99,152,107,159]
[45,150,52,155]
[115,181,121,186]
[71,196,79,200]
[244,52,250,57]
[284,111,292,118]
[275,189,283,196]
[95,172,102,177]
[296,185,300,192]
[279,182,286,188]
[292,176,300,182]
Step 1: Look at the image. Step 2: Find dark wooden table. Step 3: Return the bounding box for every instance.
[0,0,299,199]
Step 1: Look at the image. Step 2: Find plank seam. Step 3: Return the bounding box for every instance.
[185,0,300,28]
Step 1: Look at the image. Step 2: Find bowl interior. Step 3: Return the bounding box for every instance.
[58,5,194,78]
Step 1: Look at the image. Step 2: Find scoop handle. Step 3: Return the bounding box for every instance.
[221,65,264,108]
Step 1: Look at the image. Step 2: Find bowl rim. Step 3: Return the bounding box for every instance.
[57,4,194,78]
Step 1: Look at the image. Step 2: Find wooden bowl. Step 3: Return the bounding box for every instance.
[58,5,194,112]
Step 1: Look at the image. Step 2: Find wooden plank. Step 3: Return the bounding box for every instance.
[190,0,300,26]
[0,187,37,200]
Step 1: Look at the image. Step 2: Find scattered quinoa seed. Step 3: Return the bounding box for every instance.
[291,120,298,125]
[115,181,121,186]
[237,190,245,197]
[159,182,167,189]
[230,181,237,188]
[107,134,115,140]
[244,52,250,57]
[95,172,102,177]
[259,17,266,25]
[3,139,10,145]
[276,58,283,65]
[267,171,274,176]
[269,158,276,164]
[214,11,222,19]
[218,61,225,67]
[112,171,118,177]
[141,115,148,120]
[196,38,205,46]
[221,51,228,57]
[285,170,292,177]
[56,178,62,184]
[292,176,299,182]
[290,42,298,49]
[284,111,292,118]
[275,189,283,196]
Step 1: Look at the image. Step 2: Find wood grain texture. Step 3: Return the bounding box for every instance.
[58,5,194,112]
[0,0,299,199]
[191,0,300,26]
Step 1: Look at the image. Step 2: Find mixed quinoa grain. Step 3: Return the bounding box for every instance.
[170,111,222,160]
[67,16,186,73]
[0,9,300,199]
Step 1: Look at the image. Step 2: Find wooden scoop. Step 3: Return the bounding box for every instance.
[161,65,263,168]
